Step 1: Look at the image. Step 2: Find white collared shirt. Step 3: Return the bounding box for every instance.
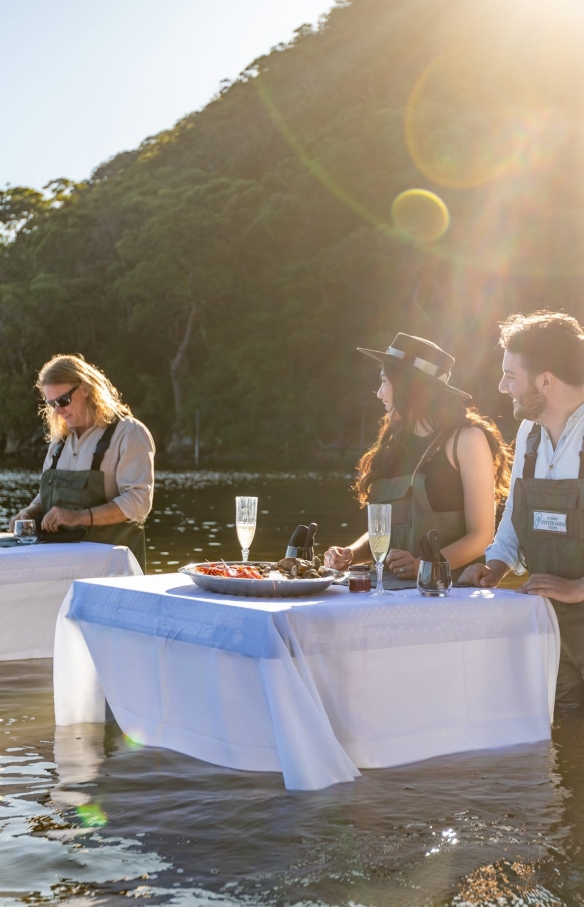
[486,402,584,570]
[31,416,155,523]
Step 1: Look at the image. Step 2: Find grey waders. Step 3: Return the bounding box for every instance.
[39,421,146,571]
[512,423,584,707]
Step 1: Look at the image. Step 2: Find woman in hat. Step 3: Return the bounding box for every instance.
[324,334,510,580]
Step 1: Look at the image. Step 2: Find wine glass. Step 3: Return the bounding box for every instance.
[367,503,392,597]
[236,496,258,563]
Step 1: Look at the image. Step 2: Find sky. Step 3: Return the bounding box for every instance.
[1,0,335,192]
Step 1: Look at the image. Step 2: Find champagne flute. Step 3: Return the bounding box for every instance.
[236,496,258,563]
[367,503,392,597]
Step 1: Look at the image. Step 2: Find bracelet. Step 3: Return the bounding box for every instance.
[88,508,93,527]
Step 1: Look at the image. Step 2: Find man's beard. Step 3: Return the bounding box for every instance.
[513,384,547,421]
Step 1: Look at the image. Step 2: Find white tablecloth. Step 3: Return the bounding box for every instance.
[54,575,560,791]
[0,542,142,660]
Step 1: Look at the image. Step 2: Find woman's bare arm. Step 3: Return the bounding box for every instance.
[324,533,371,569]
[440,426,496,569]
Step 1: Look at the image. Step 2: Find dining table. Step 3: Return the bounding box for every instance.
[0,541,142,660]
[53,573,560,791]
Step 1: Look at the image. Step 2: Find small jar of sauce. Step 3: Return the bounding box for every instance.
[348,563,372,593]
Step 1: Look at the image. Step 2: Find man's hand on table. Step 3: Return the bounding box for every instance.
[515,573,584,602]
[385,549,419,580]
[458,560,508,587]
[41,507,89,532]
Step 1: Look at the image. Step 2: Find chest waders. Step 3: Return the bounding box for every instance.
[511,423,584,706]
[367,430,473,582]
[39,421,146,572]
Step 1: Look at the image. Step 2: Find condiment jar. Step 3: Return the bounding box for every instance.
[348,563,372,593]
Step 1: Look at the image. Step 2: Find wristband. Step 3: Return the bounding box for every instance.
[88,508,93,527]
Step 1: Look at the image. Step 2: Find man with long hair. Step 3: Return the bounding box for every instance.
[461,311,584,707]
[10,354,154,571]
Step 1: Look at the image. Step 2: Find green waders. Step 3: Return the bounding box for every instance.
[512,423,584,707]
[368,429,470,582]
[39,421,146,572]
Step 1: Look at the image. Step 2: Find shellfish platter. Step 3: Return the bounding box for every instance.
[178,557,340,598]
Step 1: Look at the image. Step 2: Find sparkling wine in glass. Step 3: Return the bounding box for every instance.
[236,496,258,563]
[367,503,392,597]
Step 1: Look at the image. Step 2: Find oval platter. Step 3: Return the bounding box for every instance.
[178,562,335,598]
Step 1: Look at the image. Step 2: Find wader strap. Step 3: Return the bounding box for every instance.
[522,424,542,479]
[49,440,66,470]
[579,435,584,480]
[91,420,119,471]
[410,429,447,485]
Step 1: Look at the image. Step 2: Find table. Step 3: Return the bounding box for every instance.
[0,542,142,660]
[54,575,560,791]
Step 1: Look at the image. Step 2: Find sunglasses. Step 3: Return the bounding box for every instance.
[45,384,81,409]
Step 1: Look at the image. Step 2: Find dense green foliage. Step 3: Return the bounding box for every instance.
[2,0,583,456]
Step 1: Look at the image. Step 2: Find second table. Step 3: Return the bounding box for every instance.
[0,541,142,660]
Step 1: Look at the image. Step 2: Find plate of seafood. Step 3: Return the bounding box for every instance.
[178,557,339,598]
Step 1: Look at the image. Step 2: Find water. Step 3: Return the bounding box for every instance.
[0,466,365,569]
[1,467,584,905]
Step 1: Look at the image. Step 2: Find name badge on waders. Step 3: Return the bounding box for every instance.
[532,510,568,533]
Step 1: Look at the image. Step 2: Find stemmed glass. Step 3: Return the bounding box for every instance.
[367,503,392,597]
[236,496,258,563]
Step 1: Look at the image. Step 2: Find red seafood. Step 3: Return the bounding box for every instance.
[194,563,263,580]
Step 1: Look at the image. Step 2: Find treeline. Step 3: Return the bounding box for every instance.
[1,0,584,457]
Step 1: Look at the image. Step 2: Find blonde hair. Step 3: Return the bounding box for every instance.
[37,354,132,441]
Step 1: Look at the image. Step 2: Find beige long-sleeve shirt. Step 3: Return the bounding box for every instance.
[32,417,155,524]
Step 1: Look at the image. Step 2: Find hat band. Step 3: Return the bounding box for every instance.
[385,348,451,383]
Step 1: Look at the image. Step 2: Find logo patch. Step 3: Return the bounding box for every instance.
[533,510,568,533]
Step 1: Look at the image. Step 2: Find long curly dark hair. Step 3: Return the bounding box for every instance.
[355,363,511,507]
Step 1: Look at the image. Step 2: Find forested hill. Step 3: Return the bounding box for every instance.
[2,0,584,457]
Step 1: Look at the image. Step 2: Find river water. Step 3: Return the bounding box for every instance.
[1,467,584,906]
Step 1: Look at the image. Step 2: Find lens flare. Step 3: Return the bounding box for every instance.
[76,803,108,827]
[391,190,449,242]
[255,35,584,277]
[124,729,146,749]
[405,50,531,189]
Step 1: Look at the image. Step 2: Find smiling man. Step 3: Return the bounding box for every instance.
[461,311,584,707]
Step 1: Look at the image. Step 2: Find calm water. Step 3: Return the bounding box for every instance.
[1,467,584,906]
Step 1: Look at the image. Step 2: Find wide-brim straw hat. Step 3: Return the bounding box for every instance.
[357,332,472,401]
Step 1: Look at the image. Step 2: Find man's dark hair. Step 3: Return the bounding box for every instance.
[499,310,584,386]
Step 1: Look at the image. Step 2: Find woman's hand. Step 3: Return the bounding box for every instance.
[41,507,88,532]
[324,546,354,570]
[385,549,420,580]
[515,573,584,603]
